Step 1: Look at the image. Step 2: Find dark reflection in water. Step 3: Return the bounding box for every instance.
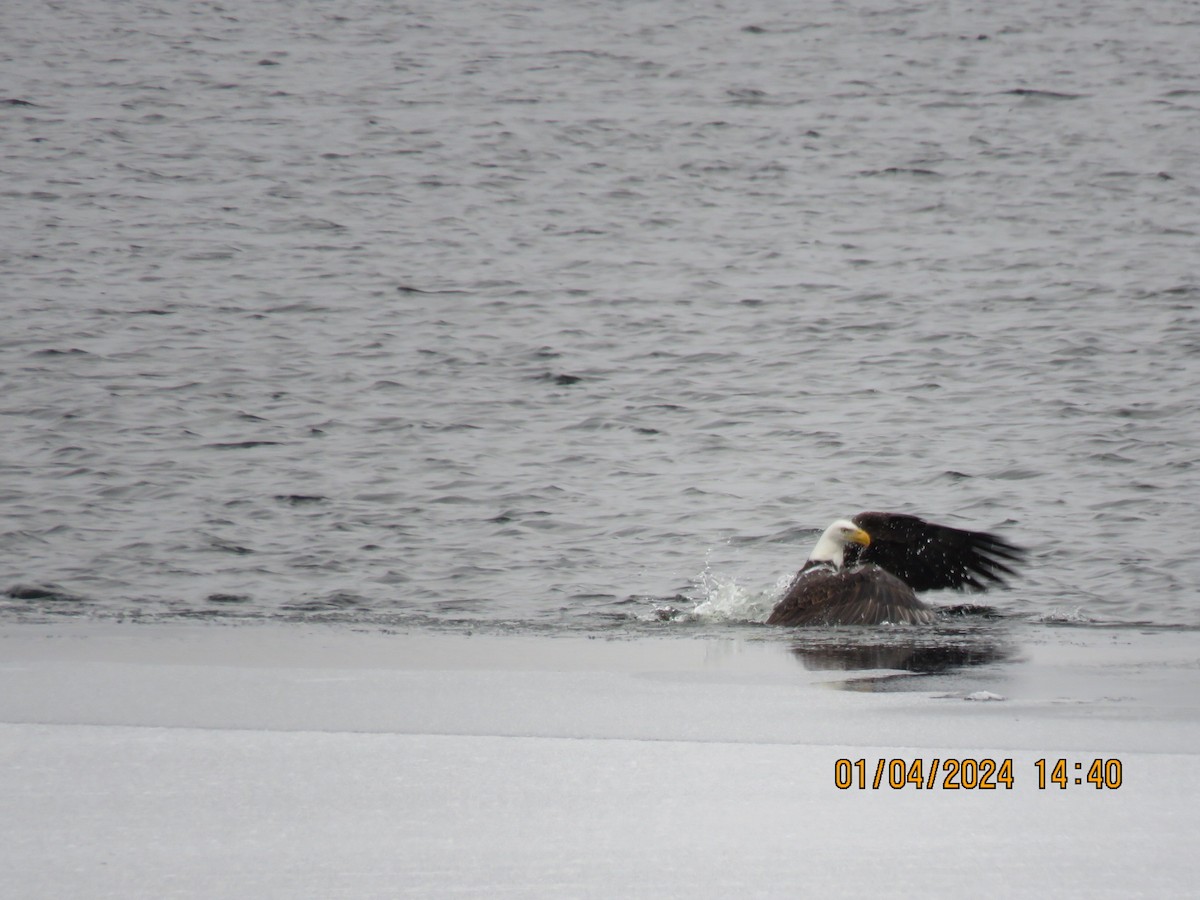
[786,612,1015,692]
[791,638,1011,674]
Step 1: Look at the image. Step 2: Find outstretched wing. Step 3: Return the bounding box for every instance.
[848,512,1025,592]
[766,565,936,626]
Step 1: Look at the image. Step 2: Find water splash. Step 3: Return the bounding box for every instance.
[1032,607,1101,625]
[682,562,786,624]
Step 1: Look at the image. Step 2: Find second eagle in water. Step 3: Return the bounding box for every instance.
[766,512,1024,626]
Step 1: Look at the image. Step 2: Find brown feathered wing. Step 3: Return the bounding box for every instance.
[766,564,937,626]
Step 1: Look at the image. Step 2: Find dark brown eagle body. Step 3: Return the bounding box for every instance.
[768,563,935,626]
[766,512,1024,627]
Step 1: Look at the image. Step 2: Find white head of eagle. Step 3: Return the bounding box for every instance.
[807,519,872,568]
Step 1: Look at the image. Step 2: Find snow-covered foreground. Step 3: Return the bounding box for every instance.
[2,623,1198,897]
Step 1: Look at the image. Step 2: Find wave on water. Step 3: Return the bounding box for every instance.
[3,0,1200,634]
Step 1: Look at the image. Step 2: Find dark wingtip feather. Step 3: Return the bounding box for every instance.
[850,512,1027,593]
[966,531,1027,586]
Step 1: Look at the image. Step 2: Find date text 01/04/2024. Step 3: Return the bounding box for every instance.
[833,758,1124,790]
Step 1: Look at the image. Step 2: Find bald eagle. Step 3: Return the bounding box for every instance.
[766,512,1024,626]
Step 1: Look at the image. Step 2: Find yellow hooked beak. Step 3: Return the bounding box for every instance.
[849,528,871,547]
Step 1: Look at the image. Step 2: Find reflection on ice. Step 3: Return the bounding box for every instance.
[784,618,1016,694]
[789,633,1013,676]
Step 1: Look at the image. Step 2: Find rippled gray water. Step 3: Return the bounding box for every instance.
[3,0,1199,632]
